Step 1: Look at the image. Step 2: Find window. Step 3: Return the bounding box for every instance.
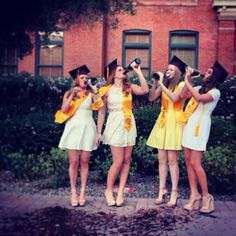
[35,31,64,78]
[169,30,199,68]
[0,48,18,75]
[122,30,152,76]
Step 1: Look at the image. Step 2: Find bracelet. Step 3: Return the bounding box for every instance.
[97,132,102,134]
[93,91,99,95]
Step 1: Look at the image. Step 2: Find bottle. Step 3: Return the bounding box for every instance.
[152,72,160,80]
[124,58,141,74]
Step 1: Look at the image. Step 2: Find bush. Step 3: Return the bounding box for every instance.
[0,72,71,119]
[203,145,236,193]
[132,136,157,175]
[0,112,63,158]
[2,147,69,187]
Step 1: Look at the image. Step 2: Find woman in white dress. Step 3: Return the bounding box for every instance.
[96,59,149,206]
[180,61,228,213]
[57,65,103,207]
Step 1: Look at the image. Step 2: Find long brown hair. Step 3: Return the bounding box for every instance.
[106,65,131,96]
[199,72,218,94]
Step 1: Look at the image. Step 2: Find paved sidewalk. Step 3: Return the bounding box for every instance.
[0,191,235,235]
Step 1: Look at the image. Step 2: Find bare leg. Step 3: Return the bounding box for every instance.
[106,146,124,202]
[167,150,179,207]
[68,149,79,205]
[190,150,209,207]
[117,146,133,204]
[79,151,90,202]
[155,149,168,204]
[183,147,200,196]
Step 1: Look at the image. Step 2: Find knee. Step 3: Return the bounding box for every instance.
[158,158,167,166]
[80,159,89,168]
[123,156,131,165]
[70,161,79,169]
[185,156,191,167]
[112,160,123,169]
[168,158,178,167]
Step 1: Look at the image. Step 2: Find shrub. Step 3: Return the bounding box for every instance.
[203,145,236,193]
[132,136,157,175]
[0,112,63,157]
[0,72,71,119]
[3,147,69,187]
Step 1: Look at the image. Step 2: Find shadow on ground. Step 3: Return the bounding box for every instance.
[0,206,195,235]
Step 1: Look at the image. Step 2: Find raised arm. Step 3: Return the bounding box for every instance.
[148,72,163,102]
[61,88,79,113]
[130,65,149,95]
[180,67,198,100]
[158,78,183,103]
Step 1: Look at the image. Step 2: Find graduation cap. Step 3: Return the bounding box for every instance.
[104,59,118,79]
[212,61,228,83]
[69,65,90,79]
[169,56,187,75]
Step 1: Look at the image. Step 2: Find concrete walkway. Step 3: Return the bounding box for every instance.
[0,191,235,235]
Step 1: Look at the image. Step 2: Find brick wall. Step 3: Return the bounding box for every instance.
[17,0,235,77]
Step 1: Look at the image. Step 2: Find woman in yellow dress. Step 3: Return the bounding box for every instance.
[146,56,187,207]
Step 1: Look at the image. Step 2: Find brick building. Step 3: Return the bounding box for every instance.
[1,0,235,78]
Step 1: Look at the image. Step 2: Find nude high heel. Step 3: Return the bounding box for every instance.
[116,191,124,207]
[200,194,215,213]
[155,188,168,205]
[70,189,79,207]
[183,194,201,211]
[166,190,179,208]
[78,188,86,207]
[104,190,116,207]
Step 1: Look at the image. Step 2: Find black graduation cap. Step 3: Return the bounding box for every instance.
[69,65,90,79]
[212,61,228,83]
[104,59,118,79]
[169,56,187,75]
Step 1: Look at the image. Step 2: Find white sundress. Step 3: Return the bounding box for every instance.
[102,86,137,147]
[58,93,97,151]
[182,86,221,151]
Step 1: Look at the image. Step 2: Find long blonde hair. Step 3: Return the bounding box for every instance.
[163,66,181,90]
[106,65,131,96]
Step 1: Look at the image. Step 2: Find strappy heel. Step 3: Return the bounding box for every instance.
[166,190,179,208]
[155,188,168,205]
[70,189,79,207]
[183,194,201,211]
[104,190,116,207]
[200,194,215,213]
[116,192,124,207]
[78,188,86,207]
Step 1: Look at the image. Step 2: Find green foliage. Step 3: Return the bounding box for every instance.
[134,105,160,139]
[0,0,135,58]
[214,76,236,123]
[208,116,236,147]
[203,145,236,193]
[0,73,71,118]
[2,147,69,187]
[132,136,157,175]
[0,112,63,158]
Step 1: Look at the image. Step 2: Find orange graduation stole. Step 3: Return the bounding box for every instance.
[156,88,182,128]
[122,92,132,131]
[99,85,132,131]
[54,91,87,124]
[179,97,199,125]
